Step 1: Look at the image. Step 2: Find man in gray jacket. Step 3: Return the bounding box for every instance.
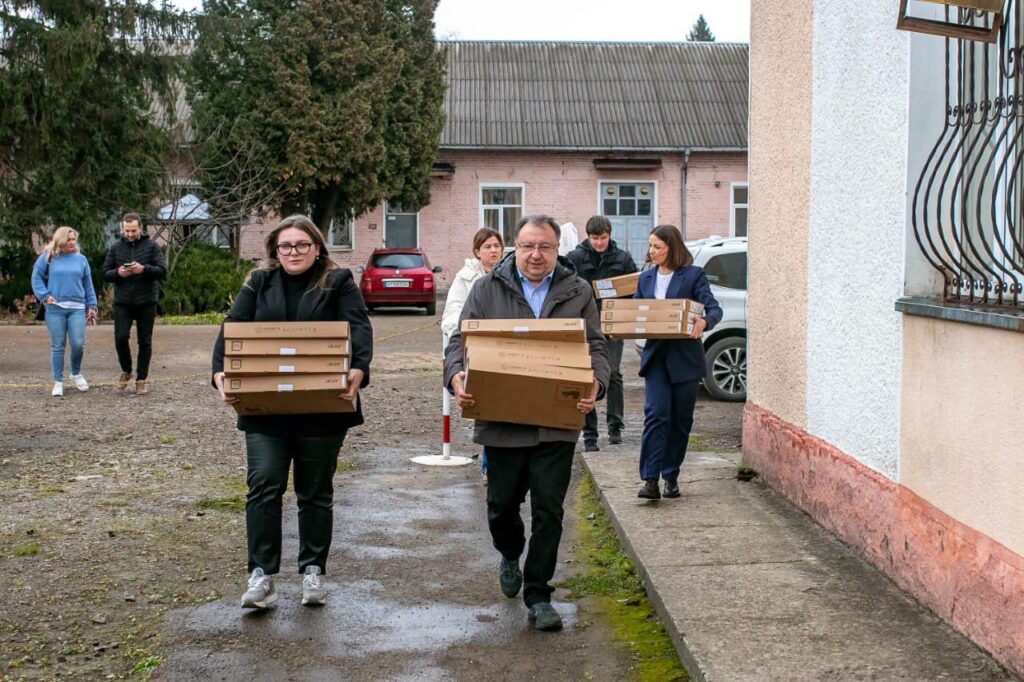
[445,215,610,632]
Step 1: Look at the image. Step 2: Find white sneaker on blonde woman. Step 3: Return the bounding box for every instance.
[51,382,64,397]
[70,374,89,391]
[240,567,276,609]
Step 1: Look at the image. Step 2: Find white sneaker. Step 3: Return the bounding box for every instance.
[70,374,89,392]
[51,382,64,397]
[301,565,327,606]
[240,568,277,609]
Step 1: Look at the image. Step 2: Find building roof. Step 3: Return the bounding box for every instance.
[440,41,749,152]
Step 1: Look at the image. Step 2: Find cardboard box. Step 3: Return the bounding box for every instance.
[465,335,590,365]
[600,298,705,316]
[224,321,350,339]
[225,374,354,415]
[592,272,640,299]
[225,338,350,356]
[225,355,350,376]
[600,309,691,323]
[462,350,593,430]
[601,320,696,339]
[460,318,586,342]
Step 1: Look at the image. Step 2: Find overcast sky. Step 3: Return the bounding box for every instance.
[172,0,750,43]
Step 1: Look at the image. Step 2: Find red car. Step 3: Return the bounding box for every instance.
[357,248,442,315]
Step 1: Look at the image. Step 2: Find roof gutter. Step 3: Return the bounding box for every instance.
[438,144,748,153]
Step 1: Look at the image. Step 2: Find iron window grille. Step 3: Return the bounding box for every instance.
[911,0,1024,308]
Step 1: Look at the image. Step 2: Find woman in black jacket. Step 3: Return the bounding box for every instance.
[211,215,373,610]
[634,225,722,501]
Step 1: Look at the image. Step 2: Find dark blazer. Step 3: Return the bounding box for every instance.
[212,267,373,435]
[636,265,723,384]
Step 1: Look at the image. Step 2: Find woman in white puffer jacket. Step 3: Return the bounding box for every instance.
[441,228,504,346]
[442,228,504,476]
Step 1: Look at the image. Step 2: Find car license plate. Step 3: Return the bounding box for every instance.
[383,279,411,288]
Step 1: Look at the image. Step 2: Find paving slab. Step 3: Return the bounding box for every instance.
[582,449,1015,681]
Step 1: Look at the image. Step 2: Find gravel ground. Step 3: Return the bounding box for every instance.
[0,309,741,681]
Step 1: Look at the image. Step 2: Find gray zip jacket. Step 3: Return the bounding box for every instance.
[444,253,610,448]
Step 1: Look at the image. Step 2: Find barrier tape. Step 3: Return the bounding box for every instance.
[0,319,440,390]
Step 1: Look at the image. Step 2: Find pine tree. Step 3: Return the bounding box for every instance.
[188,0,446,232]
[687,14,716,42]
[0,1,191,304]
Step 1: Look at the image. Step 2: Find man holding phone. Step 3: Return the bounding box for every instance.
[102,213,167,394]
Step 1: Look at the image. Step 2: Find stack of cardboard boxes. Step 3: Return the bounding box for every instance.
[460,319,593,430]
[592,272,640,300]
[600,299,705,339]
[223,321,354,416]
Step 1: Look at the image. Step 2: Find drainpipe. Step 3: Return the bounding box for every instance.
[681,148,690,240]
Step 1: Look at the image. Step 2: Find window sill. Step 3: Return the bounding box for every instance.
[895,296,1024,333]
[328,246,354,253]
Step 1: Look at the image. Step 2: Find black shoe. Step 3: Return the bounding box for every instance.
[583,440,600,452]
[499,556,522,598]
[608,432,622,445]
[637,479,661,500]
[663,479,681,498]
[527,602,563,631]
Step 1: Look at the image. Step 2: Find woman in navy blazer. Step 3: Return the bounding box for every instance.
[635,225,722,500]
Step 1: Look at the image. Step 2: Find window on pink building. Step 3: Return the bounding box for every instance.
[481,185,524,244]
[730,183,748,238]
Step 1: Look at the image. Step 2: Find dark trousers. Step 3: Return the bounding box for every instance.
[244,431,345,575]
[583,338,624,441]
[113,303,157,380]
[638,356,700,482]
[486,441,574,607]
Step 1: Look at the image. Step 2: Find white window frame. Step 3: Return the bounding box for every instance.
[326,213,355,251]
[730,181,749,237]
[384,202,420,248]
[479,183,526,245]
[595,180,659,221]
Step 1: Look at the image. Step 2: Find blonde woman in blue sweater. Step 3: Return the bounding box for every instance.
[31,227,98,396]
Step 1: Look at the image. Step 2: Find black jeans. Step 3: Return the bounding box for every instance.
[486,440,575,607]
[584,338,624,441]
[244,431,345,575]
[113,303,157,380]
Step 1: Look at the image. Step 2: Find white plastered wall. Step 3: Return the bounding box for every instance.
[804,0,910,480]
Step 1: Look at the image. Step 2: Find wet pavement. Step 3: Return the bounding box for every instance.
[155,447,609,681]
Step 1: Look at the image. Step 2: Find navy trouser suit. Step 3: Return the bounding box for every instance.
[636,266,722,482]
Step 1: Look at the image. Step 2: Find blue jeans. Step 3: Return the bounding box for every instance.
[45,307,86,382]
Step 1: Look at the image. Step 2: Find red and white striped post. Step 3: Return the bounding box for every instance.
[411,336,472,466]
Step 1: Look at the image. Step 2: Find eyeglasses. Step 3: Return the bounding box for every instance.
[277,242,314,256]
[515,242,557,254]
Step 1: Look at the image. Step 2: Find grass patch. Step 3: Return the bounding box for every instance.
[157,434,175,445]
[14,542,40,557]
[686,433,717,452]
[337,459,355,474]
[194,476,247,513]
[158,312,225,326]
[563,473,688,682]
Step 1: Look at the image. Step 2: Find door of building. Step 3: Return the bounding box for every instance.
[384,203,418,249]
[600,182,655,265]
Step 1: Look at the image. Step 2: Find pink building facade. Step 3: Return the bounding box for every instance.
[239,150,748,291]
[239,41,750,292]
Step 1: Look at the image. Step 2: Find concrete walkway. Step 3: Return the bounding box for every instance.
[582,449,1014,681]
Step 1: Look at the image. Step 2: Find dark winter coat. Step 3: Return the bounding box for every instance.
[443,253,610,448]
[211,267,373,436]
[564,239,638,284]
[101,234,167,306]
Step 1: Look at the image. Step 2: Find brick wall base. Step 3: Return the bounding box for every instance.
[743,402,1024,676]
